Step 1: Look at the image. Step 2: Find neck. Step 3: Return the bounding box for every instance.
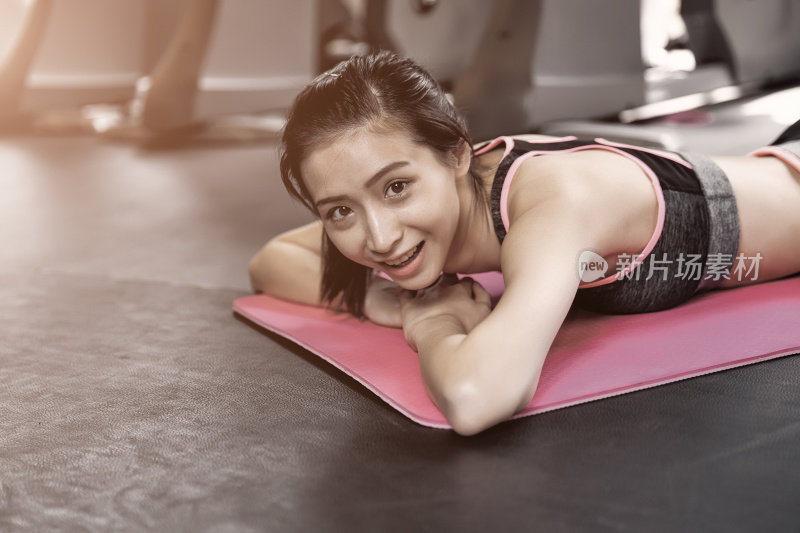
[443,165,502,274]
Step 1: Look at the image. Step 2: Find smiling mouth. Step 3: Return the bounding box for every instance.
[384,242,424,268]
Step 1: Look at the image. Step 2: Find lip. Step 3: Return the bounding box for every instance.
[381,241,425,278]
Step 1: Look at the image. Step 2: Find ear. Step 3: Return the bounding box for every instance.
[452,140,472,177]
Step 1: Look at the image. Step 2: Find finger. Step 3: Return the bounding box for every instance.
[471,280,492,307]
[454,278,475,297]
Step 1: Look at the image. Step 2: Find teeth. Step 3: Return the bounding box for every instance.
[387,244,419,267]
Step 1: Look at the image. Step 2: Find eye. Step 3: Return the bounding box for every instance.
[327,205,352,222]
[386,180,408,198]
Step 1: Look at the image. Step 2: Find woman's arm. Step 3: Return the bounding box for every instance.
[401,190,601,435]
[249,221,325,305]
[249,221,405,327]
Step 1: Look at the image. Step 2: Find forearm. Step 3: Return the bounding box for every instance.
[413,310,545,436]
[414,316,469,420]
[414,316,518,435]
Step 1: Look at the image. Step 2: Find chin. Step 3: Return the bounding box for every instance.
[393,279,425,291]
[393,272,442,291]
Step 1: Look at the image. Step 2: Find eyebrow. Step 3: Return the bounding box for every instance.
[314,161,410,209]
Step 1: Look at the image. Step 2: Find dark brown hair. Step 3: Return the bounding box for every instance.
[279,51,485,317]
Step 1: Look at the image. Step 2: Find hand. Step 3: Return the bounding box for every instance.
[399,276,492,351]
[363,276,405,328]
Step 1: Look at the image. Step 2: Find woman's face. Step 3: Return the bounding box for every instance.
[301,126,469,290]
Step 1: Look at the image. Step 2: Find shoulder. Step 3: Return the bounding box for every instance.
[506,151,599,216]
[503,151,625,255]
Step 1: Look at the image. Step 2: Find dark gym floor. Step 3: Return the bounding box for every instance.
[2,124,799,532]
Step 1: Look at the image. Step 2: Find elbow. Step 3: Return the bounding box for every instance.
[247,237,322,306]
[248,250,266,293]
[442,379,520,436]
[248,240,280,294]
[449,413,493,437]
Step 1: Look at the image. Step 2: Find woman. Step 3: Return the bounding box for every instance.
[249,52,800,435]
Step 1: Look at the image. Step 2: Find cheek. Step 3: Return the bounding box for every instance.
[412,174,459,220]
[428,181,461,232]
[327,228,366,263]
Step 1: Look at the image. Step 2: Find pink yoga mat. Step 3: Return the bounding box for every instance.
[234,272,800,429]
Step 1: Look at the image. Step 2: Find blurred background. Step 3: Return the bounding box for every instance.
[1,0,800,151]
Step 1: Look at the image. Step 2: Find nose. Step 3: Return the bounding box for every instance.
[364,209,402,256]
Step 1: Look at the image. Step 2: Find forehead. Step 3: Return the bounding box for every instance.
[301,128,435,198]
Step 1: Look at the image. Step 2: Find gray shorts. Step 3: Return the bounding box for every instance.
[650,137,800,298]
[678,152,740,293]
[665,137,800,296]
[575,150,739,314]
[574,133,800,314]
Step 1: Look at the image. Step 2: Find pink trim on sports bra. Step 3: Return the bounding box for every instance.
[474,135,578,158]
[493,137,668,288]
[594,138,694,169]
[747,146,800,174]
[474,136,514,158]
